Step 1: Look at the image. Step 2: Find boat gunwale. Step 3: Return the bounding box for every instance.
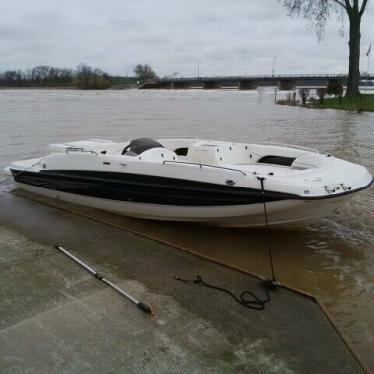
[162,160,248,176]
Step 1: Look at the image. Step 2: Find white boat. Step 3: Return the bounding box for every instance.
[4,137,372,228]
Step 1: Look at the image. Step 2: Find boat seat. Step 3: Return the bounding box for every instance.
[188,143,252,166]
[291,153,325,170]
[135,147,179,162]
[122,137,164,155]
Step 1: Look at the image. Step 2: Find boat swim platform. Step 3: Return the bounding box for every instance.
[0,183,367,373]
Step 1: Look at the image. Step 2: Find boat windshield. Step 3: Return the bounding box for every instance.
[122,138,164,155]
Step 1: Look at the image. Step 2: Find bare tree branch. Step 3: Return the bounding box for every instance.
[344,0,353,10]
[360,0,369,15]
[279,0,370,96]
[332,0,347,9]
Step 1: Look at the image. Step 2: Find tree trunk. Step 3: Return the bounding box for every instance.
[346,12,361,97]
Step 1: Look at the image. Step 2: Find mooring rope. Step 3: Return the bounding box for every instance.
[175,175,280,311]
[257,176,277,282]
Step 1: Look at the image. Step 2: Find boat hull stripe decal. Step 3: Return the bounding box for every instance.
[11,169,298,206]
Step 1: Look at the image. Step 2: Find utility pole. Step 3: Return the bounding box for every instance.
[272,55,277,78]
[272,55,278,96]
[197,62,201,79]
[366,43,371,87]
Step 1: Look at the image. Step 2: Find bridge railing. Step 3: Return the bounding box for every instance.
[158,73,373,82]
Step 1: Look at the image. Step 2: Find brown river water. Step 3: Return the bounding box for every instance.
[0,89,373,368]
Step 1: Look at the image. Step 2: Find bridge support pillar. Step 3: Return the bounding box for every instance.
[327,78,342,87]
[203,81,221,89]
[239,80,258,90]
[140,81,172,89]
[278,79,296,90]
[160,82,173,89]
[172,81,191,89]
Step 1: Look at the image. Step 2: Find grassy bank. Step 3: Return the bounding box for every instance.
[312,94,374,112]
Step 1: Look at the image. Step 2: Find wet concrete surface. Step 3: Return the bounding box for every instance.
[0,185,364,373]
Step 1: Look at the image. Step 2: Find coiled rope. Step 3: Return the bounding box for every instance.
[175,176,280,311]
[175,275,277,310]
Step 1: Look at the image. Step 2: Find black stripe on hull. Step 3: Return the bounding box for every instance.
[12,169,296,206]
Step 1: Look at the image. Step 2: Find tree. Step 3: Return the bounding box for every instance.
[31,65,51,84]
[327,79,344,95]
[299,88,310,105]
[0,65,110,88]
[133,64,157,81]
[326,79,344,102]
[316,87,327,104]
[73,64,112,89]
[76,63,93,88]
[280,0,369,97]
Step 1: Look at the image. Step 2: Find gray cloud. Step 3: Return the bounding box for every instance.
[0,0,373,77]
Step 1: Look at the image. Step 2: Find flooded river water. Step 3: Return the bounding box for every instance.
[0,89,373,368]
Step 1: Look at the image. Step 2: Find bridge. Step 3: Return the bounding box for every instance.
[140,74,374,90]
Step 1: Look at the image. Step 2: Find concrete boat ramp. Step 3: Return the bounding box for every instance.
[0,183,365,373]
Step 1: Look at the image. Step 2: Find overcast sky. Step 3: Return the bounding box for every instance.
[1,0,373,77]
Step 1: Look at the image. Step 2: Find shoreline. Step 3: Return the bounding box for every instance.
[0,85,137,91]
[277,94,374,112]
[0,86,76,90]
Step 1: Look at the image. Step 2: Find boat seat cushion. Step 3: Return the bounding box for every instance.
[128,137,164,154]
[291,153,325,170]
[137,147,179,162]
[188,143,251,166]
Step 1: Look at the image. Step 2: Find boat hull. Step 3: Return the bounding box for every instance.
[15,182,351,228]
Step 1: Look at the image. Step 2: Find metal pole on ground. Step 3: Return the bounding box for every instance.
[54,245,154,315]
